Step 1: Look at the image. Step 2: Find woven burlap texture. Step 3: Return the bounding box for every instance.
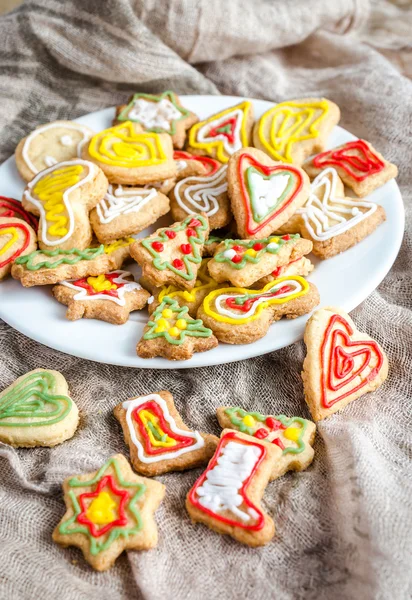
[0,1,411,599]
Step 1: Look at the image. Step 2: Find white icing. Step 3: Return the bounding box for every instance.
[122,394,204,464]
[215,279,303,320]
[24,159,97,247]
[222,249,236,259]
[176,160,188,172]
[60,135,74,146]
[147,295,155,305]
[44,155,58,167]
[96,185,158,224]
[266,242,279,251]
[195,440,261,522]
[297,167,377,241]
[127,98,182,131]
[22,122,92,175]
[197,109,243,155]
[61,270,142,306]
[174,165,227,217]
[249,171,290,219]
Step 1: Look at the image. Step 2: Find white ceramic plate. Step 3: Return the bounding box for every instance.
[0,95,404,368]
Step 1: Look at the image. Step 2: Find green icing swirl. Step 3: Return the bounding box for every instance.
[15,245,104,271]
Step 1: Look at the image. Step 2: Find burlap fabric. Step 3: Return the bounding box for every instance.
[0,1,411,598]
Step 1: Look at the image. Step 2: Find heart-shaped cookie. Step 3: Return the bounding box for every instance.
[302,307,388,421]
[228,147,310,239]
[0,216,37,280]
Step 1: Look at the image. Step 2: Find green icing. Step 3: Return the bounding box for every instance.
[117,90,190,135]
[214,234,299,269]
[142,214,207,281]
[58,457,146,556]
[15,246,104,271]
[224,407,308,454]
[0,371,72,427]
[246,166,296,223]
[143,296,212,345]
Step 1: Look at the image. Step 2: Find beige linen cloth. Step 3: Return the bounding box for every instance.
[0,1,411,598]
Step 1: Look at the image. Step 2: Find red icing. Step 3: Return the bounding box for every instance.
[253,243,265,251]
[272,437,285,450]
[77,475,129,537]
[152,241,164,252]
[225,285,293,313]
[254,428,269,440]
[238,153,303,235]
[180,243,192,255]
[320,313,384,408]
[207,116,238,145]
[231,254,242,264]
[186,227,196,237]
[70,272,124,298]
[173,151,220,176]
[232,245,243,252]
[0,196,38,229]
[132,400,197,456]
[188,431,266,531]
[312,140,385,182]
[189,218,201,228]
[172,258,184,270]
[0,221,31,269]
[165,230,176,239]
[271,256,301,278]
[282,235,291,241]
[265,417,283,431]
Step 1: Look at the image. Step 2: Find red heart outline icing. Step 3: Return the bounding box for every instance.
[0,196,39,230]
[313,140,385,182]
[237,153,303,235]
[0,221,31,269]
[320,314,384,408]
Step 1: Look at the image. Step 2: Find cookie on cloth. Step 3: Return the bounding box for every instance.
[137,295,218,361]
[0,196,39,229]
[227,147,310,239]
[216,407,316,479]
[174,150,221,180]
[277,167,386,259]
[303,139,398,197]
[187,101,254,164]
[141,258,222,318]
[89,184,170,243]
[302,306,389,421]
[52,270,150,324]
[170,165,231,230]
[22,160,108,250]
[0,369,79,448]
[115,91,198,149]
[130,214,209,291]
[253,98,340,165]
[0,216,37,281]
[186,429,282,547]
[114,391,218,476]
[83,121,176,185]
[207,233,312,288]
[11,237,134,287]
[198,276,320,344]
[52,454,165,571]
[15,120,94,182]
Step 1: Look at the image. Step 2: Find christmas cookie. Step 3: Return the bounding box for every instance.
[251,255,314,288]
[279,167,386,259]
[0,217,37,281]
[83,121,176,185]
[137,295,218,361]
[52,454,165,571]
[303,139,398,197]
[15,120,94,182]
[207,233,313,288]
[52,270,150,324]
[228,148,310,239]
[187,101,254,164]
[130,214,209,291]
[202,222,239,257]
[114,391,218,476]
[22,160,108,250]
[302,306,389,421]
[198,276,320,344]
[0,369,79,448]
[170,165,231,230]
[11,237,133,287]
[217,407,316,479]
[253,98,340,165]
[0,196,38,229]
[186,429,281,547]
[89,184,170,244]
[115,91,198,149]
[174,150,221,180]
[141,258,221,318]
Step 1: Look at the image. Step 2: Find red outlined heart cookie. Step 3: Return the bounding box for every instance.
[0,196,39,229]
[0,217,37,280]
[228,148,309,239]
[302,306,388,421]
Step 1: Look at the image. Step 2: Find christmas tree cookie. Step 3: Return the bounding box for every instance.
[187,101,254,164]
[130,214,210,291]
[216,407,316,479]
[137,296,218,361]
[53,454,165,571]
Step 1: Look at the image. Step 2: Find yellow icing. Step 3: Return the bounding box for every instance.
[88,121,167,168]
[103,237,135,254]
[140,409,177,447]
[242,415,255,427]
[176,319,187,330]
[86,491,117,525]
[283,426,301,442]
[257,100,330,162]
[86,274,117,292]
[0,227,19,256]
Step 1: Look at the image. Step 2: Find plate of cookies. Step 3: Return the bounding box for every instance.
[0,94,403,368]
